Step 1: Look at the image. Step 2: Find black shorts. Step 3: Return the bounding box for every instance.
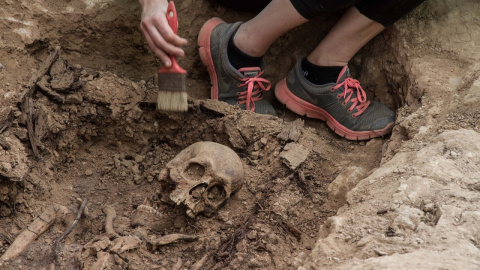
[214,0,425,27]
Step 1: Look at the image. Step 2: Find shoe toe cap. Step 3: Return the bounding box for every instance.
[370,116,395,130]
[222,98,277,116]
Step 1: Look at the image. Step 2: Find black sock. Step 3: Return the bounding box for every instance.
[301,58,343,85]
[227,34,263,70]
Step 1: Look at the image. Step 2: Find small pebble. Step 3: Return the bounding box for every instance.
[374,249,388,256]
[246,230,257,240]
[85,169,93,176]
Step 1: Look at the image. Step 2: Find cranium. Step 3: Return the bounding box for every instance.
[159,142,244,218]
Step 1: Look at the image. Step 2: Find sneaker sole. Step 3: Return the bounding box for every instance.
[275,79,393,140]
[198,17,224,100]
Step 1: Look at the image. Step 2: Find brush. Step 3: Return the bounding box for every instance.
[157,1,187,112]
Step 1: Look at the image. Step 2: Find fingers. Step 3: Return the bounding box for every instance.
[142,28,171,67]
[140,13,188,67]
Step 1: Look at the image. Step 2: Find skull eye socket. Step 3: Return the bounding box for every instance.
[189,183,208,199]
[184,162,205,180]
[206,185,226,205]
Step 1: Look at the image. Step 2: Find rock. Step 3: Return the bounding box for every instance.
[65,93,83,104]
[13,129,28,142]
[374,249,388,256]
[49,58,67,76]
[328,167,368,205]
[0,106,13,132]
[134,154,144,163]
[393,206,424,232]
[277,118,304,142]
[51,70,75,92]
[224,119,246,150]
[0,136,29,181]
[280,143,310,170]
[259,137,268,147]
[246,230,258,240]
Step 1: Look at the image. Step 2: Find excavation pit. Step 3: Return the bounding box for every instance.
[0,1,422,269]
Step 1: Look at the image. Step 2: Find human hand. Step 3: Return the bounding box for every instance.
[139,0,188,67]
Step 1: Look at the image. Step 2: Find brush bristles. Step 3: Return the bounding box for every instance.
[157,90,188,112]
[157,72,187,112]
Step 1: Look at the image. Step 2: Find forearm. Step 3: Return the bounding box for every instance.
[139,0,168,8]
[139,0,187,66]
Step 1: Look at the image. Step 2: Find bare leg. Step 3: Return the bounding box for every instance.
[234,2,384,66]
[233,0,308,57]
[307,7,385,67]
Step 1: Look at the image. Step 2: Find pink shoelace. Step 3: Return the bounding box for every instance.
[332,77,371,118]
[236,69,271,112]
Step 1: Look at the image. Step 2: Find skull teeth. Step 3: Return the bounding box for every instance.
[137,204,161,216]
[186,209,196,218]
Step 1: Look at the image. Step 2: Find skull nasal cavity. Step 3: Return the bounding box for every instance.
[185,162,205,180]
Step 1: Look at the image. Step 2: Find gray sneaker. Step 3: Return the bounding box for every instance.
[198,18,276,115]
[275,58,395,140]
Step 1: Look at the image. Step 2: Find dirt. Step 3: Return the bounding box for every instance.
[1,0,480,269]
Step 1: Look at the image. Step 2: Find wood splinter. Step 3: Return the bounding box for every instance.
[0,204,69,264]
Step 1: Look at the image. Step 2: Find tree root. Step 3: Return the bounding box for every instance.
[54,199,88,267]
[20,46,60,158]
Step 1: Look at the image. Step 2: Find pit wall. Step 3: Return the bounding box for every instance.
[299,0,480,268]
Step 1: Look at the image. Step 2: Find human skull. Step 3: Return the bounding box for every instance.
[159,142,244,218]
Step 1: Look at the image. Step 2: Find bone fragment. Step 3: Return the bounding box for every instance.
[191,253,210,270]
[90,251,114,270]
[102,205,119,238]
[110,236,142,254]
[0,204,69,263]
[172,258,183,270]
[280,143,310,170]
[158,168,168,181]
[148,234,198,249]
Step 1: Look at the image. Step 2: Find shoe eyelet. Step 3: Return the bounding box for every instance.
[337,94,342,99]
[342,102,347,106]
[237,84,241,87]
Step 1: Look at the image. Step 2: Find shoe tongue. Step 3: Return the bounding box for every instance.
[336,66,351,83]
[239,67,261,78]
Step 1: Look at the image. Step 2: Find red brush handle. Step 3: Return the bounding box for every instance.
[160,1,186,73]
[166,1,178,34]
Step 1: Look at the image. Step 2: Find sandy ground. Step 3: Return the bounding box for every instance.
[0,0,480,269]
